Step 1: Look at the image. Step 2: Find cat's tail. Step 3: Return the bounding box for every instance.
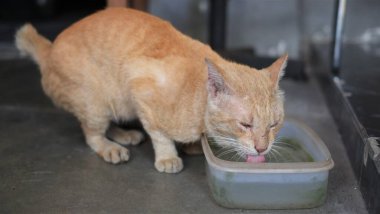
[15,23,52,68]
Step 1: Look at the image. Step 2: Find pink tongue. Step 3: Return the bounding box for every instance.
[246,155,266,163]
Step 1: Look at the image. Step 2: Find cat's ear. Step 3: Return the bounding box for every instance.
[266,54,288,87]
[205,58,229,97]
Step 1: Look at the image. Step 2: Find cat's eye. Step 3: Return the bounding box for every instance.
[239,122,252,129]
[269,122,279,129]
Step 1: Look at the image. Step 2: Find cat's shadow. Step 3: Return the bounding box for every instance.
[109,120,209,196]
[110,119,154,162]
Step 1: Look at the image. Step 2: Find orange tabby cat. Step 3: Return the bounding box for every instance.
[15,8,287,173]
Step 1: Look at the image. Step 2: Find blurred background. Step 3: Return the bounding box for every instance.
[1,0,380,59]
[0,0,379,213]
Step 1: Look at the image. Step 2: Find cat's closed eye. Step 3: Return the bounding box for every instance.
[239,122,252,130]
[269,122,279,129]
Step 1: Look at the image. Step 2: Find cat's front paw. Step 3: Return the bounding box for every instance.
[155,157,183,173]
[100,143,130,164]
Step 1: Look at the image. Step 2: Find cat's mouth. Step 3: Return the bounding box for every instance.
[246,154,266,163]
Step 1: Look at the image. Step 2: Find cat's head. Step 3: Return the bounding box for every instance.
[204,55,287,156]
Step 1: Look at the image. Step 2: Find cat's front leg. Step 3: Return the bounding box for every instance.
[149,131,183,173]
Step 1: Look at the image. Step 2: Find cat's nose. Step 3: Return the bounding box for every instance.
[255,145,267,153]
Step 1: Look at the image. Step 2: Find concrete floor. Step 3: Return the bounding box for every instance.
[0,59,367,213]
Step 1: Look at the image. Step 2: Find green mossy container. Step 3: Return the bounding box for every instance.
[202,118,334,209]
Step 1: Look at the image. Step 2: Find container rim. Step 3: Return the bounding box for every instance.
[202,118,334,174]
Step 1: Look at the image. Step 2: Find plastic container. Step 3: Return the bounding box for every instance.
[202,118,334,209]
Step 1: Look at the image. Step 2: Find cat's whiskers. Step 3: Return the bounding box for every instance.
[272,145,294,161]
[213,146,229,156]
[275,136,283,142]
[272,144,293,151]
[266,150,274,161]
[230,151,242,161]
[273,145,303,162]
[209,134,265,158]
[275,142,298,150]
[216,148,239,157]
[210,137,240,147]
[274,137,299,148]
[271,150,280,162]
[209,136,239,143]
[271,147,287,162]
[222,136,260,156]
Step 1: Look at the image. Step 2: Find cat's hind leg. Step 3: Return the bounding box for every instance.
[81,119,130,164]
[181,142,203,155]
[107,124,144,146]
